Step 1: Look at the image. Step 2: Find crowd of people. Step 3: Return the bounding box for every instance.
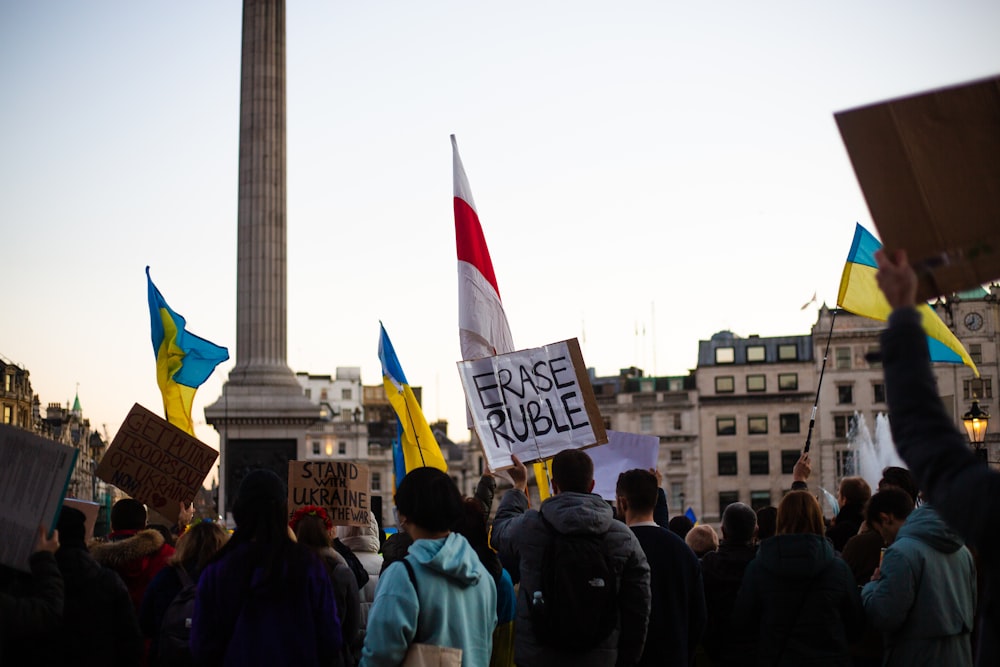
[1,251,997,667]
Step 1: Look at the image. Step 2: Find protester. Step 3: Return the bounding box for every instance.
[701,502,758,666]
[293,506,363,666]
[668,515,695,540]
[140,519,229,665]
[491,451,651,667]
[875,248,1000,666]
[453,497,516,667]
[91,498,175,611]
[755,506,777,542]
[862,487,976,665]
[617,468,705,667]
[0,526,63,664]
[826,477,871,553]
[43,506,142,667]
[361,466,496,667]
[336,513,384,631]
[190,469,341,666]
[733,490,864,665]
[685,524,719,558]
[380,531,414,574]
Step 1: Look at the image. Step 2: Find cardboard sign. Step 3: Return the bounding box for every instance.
[836,76,1000,301]
[588,431,660,501]
[458,338,607,470]
[97,403,218,524]
[288,460,371,527]
[63,498,101,542]
[0,425,78,572]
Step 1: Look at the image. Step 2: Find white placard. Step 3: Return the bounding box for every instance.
[458,338,607,470]
[0,425,78,572]
[588,431,660,501]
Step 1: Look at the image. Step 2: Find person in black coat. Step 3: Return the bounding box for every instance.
[701,502,758,666]
[0,526,63,665]
[825,477,872,553]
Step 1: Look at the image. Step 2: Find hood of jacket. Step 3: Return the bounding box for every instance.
[755,533,834,579]
[408,532,484,587]
[537,492,613,536]
[896,504,964,554]
[89,528,165,573]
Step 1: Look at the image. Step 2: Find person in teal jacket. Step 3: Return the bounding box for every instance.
[862,490,976,666]
[361,467,497,667]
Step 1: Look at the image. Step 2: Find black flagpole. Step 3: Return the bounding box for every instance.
[804,308,838,453]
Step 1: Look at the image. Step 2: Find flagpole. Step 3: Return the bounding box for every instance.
[804,308,837,454]
[400,390,428,469]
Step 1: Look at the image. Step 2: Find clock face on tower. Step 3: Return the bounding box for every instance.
[965,312,984,331]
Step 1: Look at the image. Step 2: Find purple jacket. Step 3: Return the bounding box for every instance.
[191,541,341,666]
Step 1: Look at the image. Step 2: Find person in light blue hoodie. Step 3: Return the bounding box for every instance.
[862,488,976,666]
[361,467,497,667]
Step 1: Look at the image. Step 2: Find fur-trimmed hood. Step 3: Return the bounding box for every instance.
[90,528,166,571]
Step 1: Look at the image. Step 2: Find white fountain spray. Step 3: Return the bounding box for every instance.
[846,411,906,492]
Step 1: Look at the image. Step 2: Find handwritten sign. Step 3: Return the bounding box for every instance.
[588,431,660,501]
[288,460,371,527]
[458,338,607,470]
[96,403,218,524]
[0,425,78,572]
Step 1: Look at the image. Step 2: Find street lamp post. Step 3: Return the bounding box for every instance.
[962,400,990,460]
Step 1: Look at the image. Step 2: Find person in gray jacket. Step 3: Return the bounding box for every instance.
[491,450,651,667]
[862,488,976,666]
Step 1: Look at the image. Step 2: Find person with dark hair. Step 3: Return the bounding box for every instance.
[190,469,341,666]
[616,468,704,667]
[701,502,758,666]
[39,506,143,667]
[491,451,651,667]
[453,497,516,667]
[862,488,975,666]
[0,526,63,665]
[293,507,363,667]
[668,515,694,540]
[91,498,175,612]
[755,506,777,542]
[734,491,864,665]
[140,519,229,665]
[361,467,496,667]
[827,477,872,553]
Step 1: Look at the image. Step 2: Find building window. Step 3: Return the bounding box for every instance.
[320,389,328,401]
[715,376,735,393]
[718,452,738,476]
[778,373,798,391]
[963,378,993,400]
[3,375,10,392]
[835,346,852,369]
[748,415,768,434]
[873,383,886,403]
[750,491,772,511]
[716,417,736,436]
[970,344,983,365]
[779,413,800,433]
[640,414,653,433]
[749,450,769,475]
[867,346,882,368]
[836,450,855,478]
[312,441,321,456]
[747,345,766,363]
[781,449,800,474]
[670,482,684,510]
[372,472,381,491]
[778,344,798,361]
[834,414,857,439]
[747,375,766,392]
[719,491,740,516]
[670,449,683,464]
[2,406,11,424]
[338,442,347,456]
[342,388,352,400]
[304,388,312,399]
[672,413,682,430]
[837,384,854,404]
[668,379,682,391]
[715,347,735,364]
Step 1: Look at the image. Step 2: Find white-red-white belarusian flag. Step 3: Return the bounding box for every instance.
[453,134,515,361]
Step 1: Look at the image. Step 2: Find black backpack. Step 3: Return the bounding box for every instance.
[158,566,198,667]
[529,509,619,651]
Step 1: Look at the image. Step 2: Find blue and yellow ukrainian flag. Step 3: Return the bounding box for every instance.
[147,267,230,435]
[837,224,978,375]
[378,323,448,479]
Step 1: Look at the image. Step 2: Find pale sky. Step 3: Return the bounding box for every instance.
[2,1,999,456]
